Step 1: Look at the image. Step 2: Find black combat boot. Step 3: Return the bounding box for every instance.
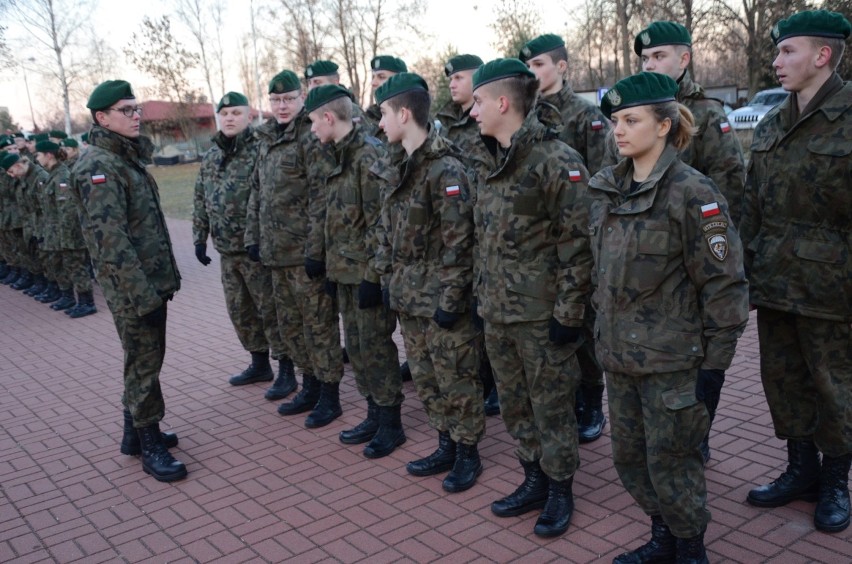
[442,442,483,493]
[37,281,61,303]
[340,397,379,445]
[278,373,321,415]
[304,381,342,428]
[228,351,274,386]
[0,261,8,279]
[484,387,500,416]
[119,410,178,455]
[400,360,412,382]
[814,453,852,533]
[578,384,607,443]
[533,476,574,537]
[51,288,76,310]
[2,266,20,284]
[747,439,820,506]
[25,274,47,296]
[264,356,297,400]
[491,459,550,517]
[406,431,456,476]
[674,533,708,564]
[67,291,97,318]
[613,515,677,563]
[364,404,406,459]
[137,425,187,482]
[10,269,32,290]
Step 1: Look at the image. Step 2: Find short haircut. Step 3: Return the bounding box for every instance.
[322,96,353,121]
[487,74,540,117]
[385,89,431,128]
[809,36,846,70]
[544,46,569,64]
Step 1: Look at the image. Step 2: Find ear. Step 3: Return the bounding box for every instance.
[657,117,672,138]
[679,49,691,70]
[498,95,510,115]
[815,44,832,69]
[557,59,569,74]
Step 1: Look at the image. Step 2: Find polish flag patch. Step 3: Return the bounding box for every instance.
[720,122,731,133]
[591,120,604,130]
[568,170,582,182]
[91,174,107,184]
[445,185,460,197]
[701,202,720,218]
[59,183,67,188]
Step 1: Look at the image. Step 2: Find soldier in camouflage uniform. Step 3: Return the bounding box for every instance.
[0,138,22,282]
[373,72,485,493]
[363,56,407,139]
[590,72,749,563]
[520,34,613,443]
[470,58,591,538]
[5,153,48,293]
[742,11,852,534]
[305,84,405,458]
[71,80,185,482]
[304,60,369,137]
[245,70,344,428]
[192,92,295,399]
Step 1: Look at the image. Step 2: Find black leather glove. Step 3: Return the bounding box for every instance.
[195,243,211,266]
[472,298,484,331]
[304,257,326,280]
[433,308,461,330]
[548,317,583,345]
[142,304,167,328]
[696,368,725,420]
[324,279,338,298]
[29,236,38,253]
[246,244,260,262]
[358,280,383,309]
[382,287,391,310]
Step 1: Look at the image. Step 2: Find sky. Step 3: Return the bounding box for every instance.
[0,0,582,131]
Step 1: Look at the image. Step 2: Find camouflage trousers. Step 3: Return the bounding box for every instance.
[485,319,581,481]
[270,266,342,383]
[54,249,92,294]
[6,229,25,268]
[607,369,710,538]
[221,253,286,359]
[398,312,485,445]
[577,328,605,389]
[337,283,402,406]
[757,308,852,457]
[41,250,60,281]
[113,305,169,428]
[0,229,19,264]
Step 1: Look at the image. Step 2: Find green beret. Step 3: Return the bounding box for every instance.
[634,21,692,55]
[33,132,49,143]
[519,34,565,62]
[87,80,135,110]
[375,72,428,105]
[268,70,301,94]
[305,84,353,113]
[35,140,60,153]
[49,129,67,139]
[305,60,339,79]
[81,132,89,143]
[771,10,852,44]
[62,138,79,148]
[0,152,20,170]
[444,54,484,77]
[472,58,536,90]
[13,132,25,138]
[217,91,249,112]
[370,55,407,74]
[600,72,678,119]
[0,136,12,148]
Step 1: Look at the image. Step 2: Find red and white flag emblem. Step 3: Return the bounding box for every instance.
[445,185,460,197]
[591,120,603,130]
[568,170,582,182]
[91,174,107,184]
[720,122,731,133]
[701,202,720,218]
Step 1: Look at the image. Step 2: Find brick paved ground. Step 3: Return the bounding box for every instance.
[1,217,851,563]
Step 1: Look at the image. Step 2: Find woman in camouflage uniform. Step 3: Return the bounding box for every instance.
[588,72,749,563]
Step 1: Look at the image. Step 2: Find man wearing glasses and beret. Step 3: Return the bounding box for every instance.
[71,80,186,483]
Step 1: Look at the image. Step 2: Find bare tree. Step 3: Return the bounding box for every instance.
[489,0,543,58]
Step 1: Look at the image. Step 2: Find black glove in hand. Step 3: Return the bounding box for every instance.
[324,279,338,298]
[142,305,167,328]
[433,308,461,330]
[246,244,260,262]
[358,280,383,309]
[695,368,725,406]
[548,317,583,345]
[304,257,326,280]
[195,243,211,266]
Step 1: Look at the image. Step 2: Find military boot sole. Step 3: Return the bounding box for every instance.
[142,461,187,482]
[406,457,455,477]
[442,462,483,493]
[277,395,320,416]
[68,306,97,318]
[304,406,343,429]
[814,513,850,533]
[340,422,380,445]
[746,482,819,507]
[264,381,297,400]
[228,369,274,386]
[121,431,179,456]
[491,495,548,517]
[363,431,406,459]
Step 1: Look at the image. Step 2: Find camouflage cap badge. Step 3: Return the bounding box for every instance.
[641,31,651,46]
[606,88,622,106]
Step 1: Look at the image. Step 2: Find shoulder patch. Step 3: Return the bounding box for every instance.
[568,170,583,182]
[445,185,460,197]
[700,202,720,218]
[364,135,382,147]
[91,174,107,184]
[591,120,604,130]
[719,121,731,133]
[707,233,728,261]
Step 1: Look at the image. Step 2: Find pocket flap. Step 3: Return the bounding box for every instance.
[661,382,699,411]
[794,238,846,265]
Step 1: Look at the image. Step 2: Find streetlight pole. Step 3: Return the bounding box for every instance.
[21,57,37,132]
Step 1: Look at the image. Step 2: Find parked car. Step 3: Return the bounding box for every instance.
[730,88,788,129]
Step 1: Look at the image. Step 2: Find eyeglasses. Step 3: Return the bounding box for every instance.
[107,105,143,118]
[268,95,301,106]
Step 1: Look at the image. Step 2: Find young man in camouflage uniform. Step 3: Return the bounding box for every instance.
[305,84,405,458]
[470,58,592,537]
[245,70,344,428]
[71,80,185,482]
[0,138,24,284]
[6,150,48,294]
[743,10,852,534]
[193,92,295,399]
[374,72,485,493]
[520,34,612,443]
[363,55,407,137]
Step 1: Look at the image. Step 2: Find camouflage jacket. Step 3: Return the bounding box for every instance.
[315,123,387,285]
[0,171,22,230]
[588,145,749,375]
[536,83,615,176]
[363,103,383,138]
[372,127,475,317]
[741,75,851,322]
[677,71,746,226]
[37,162,67,250]
[193,127,259,255]
[71,126,181,318]
[245,114,333,267]
[475,111,593,326]
[17,162,48,241]
[434,100,493,180]
[53,162,85,251]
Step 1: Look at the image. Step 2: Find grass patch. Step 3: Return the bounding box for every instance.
[150,162,201,220]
